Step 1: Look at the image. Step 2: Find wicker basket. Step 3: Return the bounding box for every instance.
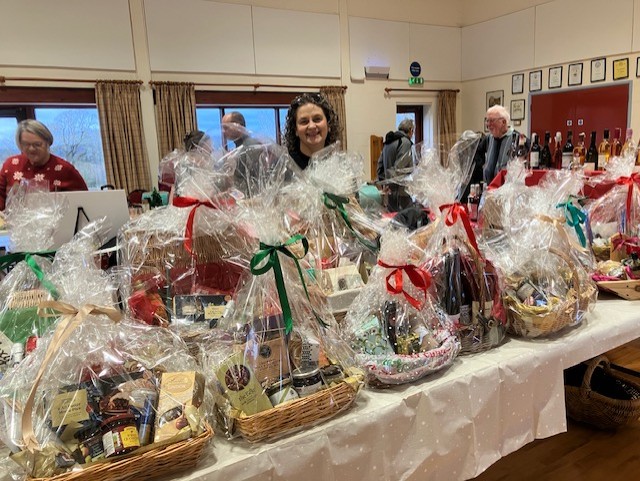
[28,423,214,481]
[229,374,362,442]
[565,356,640,430]
[504,248,594,338]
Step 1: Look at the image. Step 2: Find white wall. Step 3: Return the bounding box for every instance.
[460,0,640,141]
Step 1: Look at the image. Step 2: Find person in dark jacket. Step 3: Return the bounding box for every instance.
[376,119,415,211]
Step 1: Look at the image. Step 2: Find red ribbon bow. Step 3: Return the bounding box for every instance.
[173,196,233,255]
[377,260,431,310]
[612,235,640,255]
[438,202,480,255]
[615,173,640,228]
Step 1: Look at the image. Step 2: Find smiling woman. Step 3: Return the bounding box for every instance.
[283,93,341,170]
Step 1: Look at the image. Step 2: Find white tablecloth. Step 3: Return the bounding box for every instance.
[172,296,640,481]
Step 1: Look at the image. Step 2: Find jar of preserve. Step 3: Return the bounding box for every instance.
[265,379,299,406]
[291,367,323,397]
[101,413,140,458]
[75,425,104,463]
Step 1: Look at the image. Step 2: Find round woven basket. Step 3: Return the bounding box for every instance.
[565,356,640,430]
[230,374,362,442]
[504,247,590,338]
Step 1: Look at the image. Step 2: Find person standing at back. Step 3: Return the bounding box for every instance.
[471,105,529,186]
[376,118,415,211]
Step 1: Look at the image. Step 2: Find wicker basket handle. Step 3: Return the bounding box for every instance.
[581,355,611,391]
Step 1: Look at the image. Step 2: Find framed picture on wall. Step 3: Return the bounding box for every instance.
[568,63,583,86]
[548,66,562,89]
[591,58,606,82]
[529,70,542,92]
[512,73,524,94]
[636,57,640,77]
[510,99,525,121]
[486,90,504,110]
[613,58,629,80]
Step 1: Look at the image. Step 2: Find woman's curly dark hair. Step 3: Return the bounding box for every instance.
[283,93,341,154]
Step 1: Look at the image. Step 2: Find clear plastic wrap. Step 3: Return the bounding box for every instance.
[407,132,507,353]
[0,221,213,480]
[281,143,384,316]
[493,171,597,337]
[4,180,68,253]
[200,167,363,442]
[585,156,640,261]
[119,160,246,332]
[342,228,460,386]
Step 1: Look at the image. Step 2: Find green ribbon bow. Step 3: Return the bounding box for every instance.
[557,197,587,248]
[0,251,59,299]
[322,192,379,252]
[250,234,324,335]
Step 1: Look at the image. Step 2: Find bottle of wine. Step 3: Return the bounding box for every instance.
[529,133,540,168]
[622,128,638,164]
[540,131,552,169]
[611,127,622,158]
[516,133,528,161]
[562,130,574,169]
[467,184,480,222]
[585,130,599,170]
[444,249,462,325]
[553,131,562,169]
[598,129,611,168]
[573,132,586,166]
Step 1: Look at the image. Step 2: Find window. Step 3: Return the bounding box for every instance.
[396,105,424,145]
[195,91,297,149]
[0,88,107,190]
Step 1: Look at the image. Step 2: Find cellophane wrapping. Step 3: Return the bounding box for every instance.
[342,228,460,385]
[478,159,532,237]
[495,171,597,337]
[585,156,640,261]
[119,157,246,333]
[283,143,384,315]
[199,158,363,442]
[0,220,212,480]
[0,255,56,378]
[408,132,507,353]
[4,181,68,253]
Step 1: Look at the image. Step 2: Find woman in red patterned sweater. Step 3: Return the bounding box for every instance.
[0,119,88,210]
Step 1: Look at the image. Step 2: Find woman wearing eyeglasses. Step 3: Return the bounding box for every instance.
[283,93,341,170]
[0,119,88,210]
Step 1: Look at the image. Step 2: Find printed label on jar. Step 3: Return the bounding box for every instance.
[120,426,140,448]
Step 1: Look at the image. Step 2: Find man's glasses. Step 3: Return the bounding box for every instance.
[485,117,504,125]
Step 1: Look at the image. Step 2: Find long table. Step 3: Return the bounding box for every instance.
[172,296,640,481]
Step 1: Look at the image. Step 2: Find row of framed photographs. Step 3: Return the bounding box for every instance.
[511,57,634,93]
[485,90,525,121]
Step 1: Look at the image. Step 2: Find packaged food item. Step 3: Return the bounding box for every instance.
[154,371,205,443]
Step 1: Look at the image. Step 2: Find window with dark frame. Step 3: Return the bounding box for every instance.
[0,87,106,190]
[395,105,424,145]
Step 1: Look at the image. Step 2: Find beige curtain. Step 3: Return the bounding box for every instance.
[320,86,347,149]
[95,81,151,193]
[153,82,197,158]
[437,90,458,166]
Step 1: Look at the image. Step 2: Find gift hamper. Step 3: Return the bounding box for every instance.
[119,158,246,333]
[564,355,640,429]
[408,132,507,353]
[200,168,363,442]
[0,225,214,481]
[491,171,597,337]
[342,228,460,386]
[285,143,383,318]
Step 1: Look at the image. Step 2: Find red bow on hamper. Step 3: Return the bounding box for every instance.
[615,173,640,228]
[172,195,234,256]
[438,202,480,255]
[612,235,640,255]
[377,260,431,309]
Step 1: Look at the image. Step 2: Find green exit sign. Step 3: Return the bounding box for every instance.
[408,77,424,85]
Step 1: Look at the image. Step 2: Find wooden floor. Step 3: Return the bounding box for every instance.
[473,338,640,481]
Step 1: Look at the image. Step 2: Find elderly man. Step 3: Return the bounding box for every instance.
[472,105,529,186]
[376,118,416,211]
